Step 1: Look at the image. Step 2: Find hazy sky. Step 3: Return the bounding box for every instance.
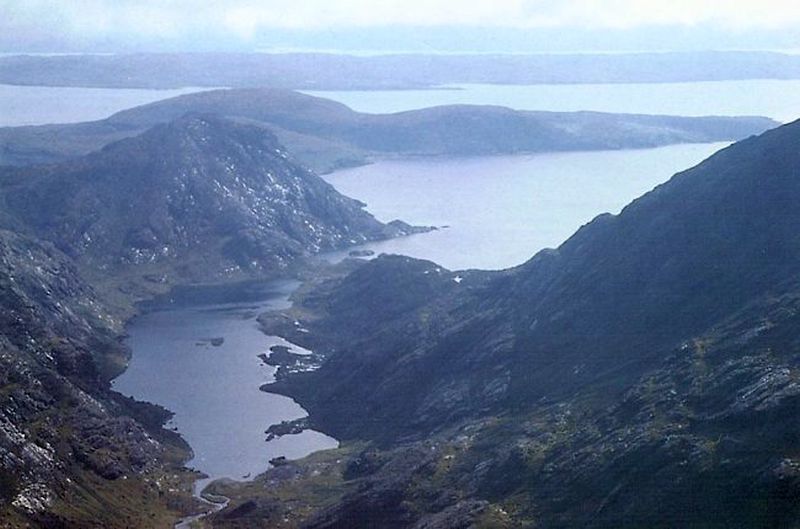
[3,0,800,53]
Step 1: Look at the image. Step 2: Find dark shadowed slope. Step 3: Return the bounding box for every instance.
[250,118,800,528]
[0,88,777,172]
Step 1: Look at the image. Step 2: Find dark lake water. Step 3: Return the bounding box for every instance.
[112,280,337,492]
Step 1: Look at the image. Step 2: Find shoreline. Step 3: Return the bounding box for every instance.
[112,263,347,523]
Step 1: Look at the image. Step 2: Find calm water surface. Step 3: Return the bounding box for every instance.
[325,142,729,270]
[0,84,215,126]
[113,280,337,492]
[305,79,800,122]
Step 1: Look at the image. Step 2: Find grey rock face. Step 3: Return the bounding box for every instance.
[0,229,173,524]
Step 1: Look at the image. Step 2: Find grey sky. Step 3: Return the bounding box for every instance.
[3,1,800,53]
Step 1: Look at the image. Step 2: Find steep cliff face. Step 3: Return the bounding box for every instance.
[0,229,196,527]
[0,114,402,287]
[254,120,800,528]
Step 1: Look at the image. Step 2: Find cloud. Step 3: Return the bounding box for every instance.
[547,0,800,29]
[3,0,800,48]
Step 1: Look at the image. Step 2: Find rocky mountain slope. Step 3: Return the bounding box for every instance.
[0,229,198,527]
[0,88,777,172]
[0,114,410,295]
[249,118,800,527]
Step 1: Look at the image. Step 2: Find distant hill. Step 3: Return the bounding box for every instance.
[252,118,800,528]
[0,115,412,290]
[3,51,800,89]
[0,88,778,172]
